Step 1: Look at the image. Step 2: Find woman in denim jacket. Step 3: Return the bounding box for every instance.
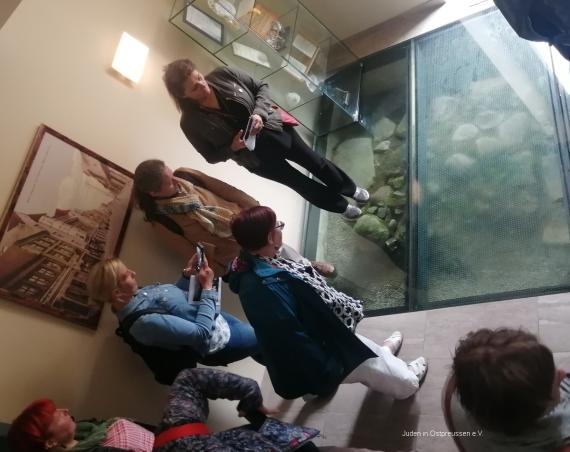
[87,254,259,366]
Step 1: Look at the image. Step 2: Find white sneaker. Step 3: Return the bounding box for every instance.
[382,331,403,356]
[342,204,362,220]
[407,357,428,385]
[353,186,370,203]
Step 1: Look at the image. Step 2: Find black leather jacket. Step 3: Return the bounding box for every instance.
[179,66,283,169]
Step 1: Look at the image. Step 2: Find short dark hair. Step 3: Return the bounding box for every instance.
[163,58,196,110]
[231,206,276,251]
[133,159,165,221]
[453,328,555,436]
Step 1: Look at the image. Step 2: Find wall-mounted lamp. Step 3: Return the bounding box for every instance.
[111,32,149,84]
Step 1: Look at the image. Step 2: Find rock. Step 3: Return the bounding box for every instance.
[431,96,460,123]
[474,110,504,130]
[395,222,406,239]
[543,221,570,245]
[374,140,391,151]
[372,117,396,141]
[374,148,405,185]
[367,206,378,215]
[387,191,407,207]
[354,214,390,244]
[498,112,531,145]
[445,153,475,176]
[388,219,397,231]
[452,124,479,142]
[394,208,403,216]
[385,237,398,250]
[469,77,509,102]
[388,176,405,189]
[475,136,500,156]
[333,136,375,188]
[395,115,408,139]
[542,154,564,201]
[371,185,393,204]
[376,207,388,219]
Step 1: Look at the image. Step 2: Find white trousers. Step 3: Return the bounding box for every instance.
[342,334,420,399]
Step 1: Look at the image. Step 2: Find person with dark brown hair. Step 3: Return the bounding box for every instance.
[450,327,570,451]
[162,59,369,220]
[132,159,336,278]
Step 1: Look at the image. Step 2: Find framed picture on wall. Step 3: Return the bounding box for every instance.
[184,4,224,45]
[0,125,133,329]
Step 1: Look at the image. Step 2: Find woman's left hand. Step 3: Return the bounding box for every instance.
[238,404,278,417]
[250,114,264,136]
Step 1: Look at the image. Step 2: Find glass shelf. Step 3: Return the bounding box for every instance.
[169,0,363,135]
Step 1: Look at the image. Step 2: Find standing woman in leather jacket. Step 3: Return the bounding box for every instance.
[162,59,369,220]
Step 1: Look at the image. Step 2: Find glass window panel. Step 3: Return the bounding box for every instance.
[415,9,570,305]
[306,45,409,312]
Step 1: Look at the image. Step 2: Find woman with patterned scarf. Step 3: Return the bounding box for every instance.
[133,159,336,277]
[226,206,428,400]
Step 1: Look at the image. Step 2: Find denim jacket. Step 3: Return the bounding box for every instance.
[115,277,219,356]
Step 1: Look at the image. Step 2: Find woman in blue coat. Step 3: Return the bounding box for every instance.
[226,206,428,400]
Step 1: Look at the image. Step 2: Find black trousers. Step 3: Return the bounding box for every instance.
[250,126,357,213]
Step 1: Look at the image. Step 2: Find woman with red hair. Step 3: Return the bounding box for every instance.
[7,398,153,451]
[226,206,428,400]
[7,369,320,451]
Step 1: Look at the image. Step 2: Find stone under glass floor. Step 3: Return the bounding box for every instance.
[257,293,570,451]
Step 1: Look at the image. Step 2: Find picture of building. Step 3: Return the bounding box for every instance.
[0,126,133,329]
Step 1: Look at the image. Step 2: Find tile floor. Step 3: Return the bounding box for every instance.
[260,292,570,451]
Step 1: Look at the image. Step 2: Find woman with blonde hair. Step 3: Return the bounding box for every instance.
[87,253,259,375]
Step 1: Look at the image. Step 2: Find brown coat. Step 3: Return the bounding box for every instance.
[153,167,258,276]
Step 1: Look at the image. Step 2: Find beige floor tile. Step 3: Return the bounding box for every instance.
[424,298,538,358]
[358,310,427,342]
[322,411,419,451]
[413,415,458,452]
[539,319,570,353]
[538,296,570,324]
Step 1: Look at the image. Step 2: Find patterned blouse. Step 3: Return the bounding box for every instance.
[155,368,319,451]
[260,256,364,331]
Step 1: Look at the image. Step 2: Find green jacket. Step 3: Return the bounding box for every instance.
[179,66,283,169]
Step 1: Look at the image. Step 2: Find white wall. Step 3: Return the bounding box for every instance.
[345,0,495,57]
[0,0,306,426]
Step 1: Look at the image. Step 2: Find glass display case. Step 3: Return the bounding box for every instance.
[169,0,361,135]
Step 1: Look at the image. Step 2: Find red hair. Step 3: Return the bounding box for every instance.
[231,206,276,251]
[8,398,56,452]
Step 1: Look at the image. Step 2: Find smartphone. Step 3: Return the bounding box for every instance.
[242,116,256,151]
[195,244,205,271]
[243,116,254,142]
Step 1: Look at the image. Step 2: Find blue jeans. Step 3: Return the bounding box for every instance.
[201,312,262,366]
